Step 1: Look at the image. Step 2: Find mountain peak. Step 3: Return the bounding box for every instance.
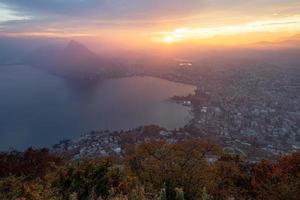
[65,40,89,52]
[62,40,95,60]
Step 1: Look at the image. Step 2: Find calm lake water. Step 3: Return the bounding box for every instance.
[0,65,196,150]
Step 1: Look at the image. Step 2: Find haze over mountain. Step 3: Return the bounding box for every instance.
[0,37,294,82]
[26,40,124,80]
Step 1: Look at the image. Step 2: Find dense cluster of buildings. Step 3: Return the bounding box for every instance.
[52,126,191,159]
[166,60,300,160]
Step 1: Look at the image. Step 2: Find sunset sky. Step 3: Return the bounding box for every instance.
[1,0,300,46]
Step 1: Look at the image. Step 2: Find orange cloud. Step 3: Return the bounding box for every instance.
[153,15,300,45]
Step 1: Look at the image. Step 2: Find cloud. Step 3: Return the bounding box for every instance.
[2,0,298,20]
[154,15,300,43]
[0,3,30,23]
[0,0,300,37]
[1,0,205,19]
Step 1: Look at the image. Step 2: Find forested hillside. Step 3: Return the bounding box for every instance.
[1,140,299,200]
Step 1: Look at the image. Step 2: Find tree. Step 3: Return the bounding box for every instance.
[125,139,221,200]
[209,154,251,200]
[0,148,62,178]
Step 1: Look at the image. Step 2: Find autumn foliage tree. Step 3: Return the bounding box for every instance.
[0,142,300,200]
[0,148,62,178]
[125,139,221,200]
[208,155,252,199]
[52,158,122,200]
[250,152,300,200]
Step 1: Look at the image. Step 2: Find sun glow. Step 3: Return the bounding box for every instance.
[154,15,300,44]
[163,36,176,44]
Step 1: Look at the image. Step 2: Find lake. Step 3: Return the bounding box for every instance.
[0,65,196,150]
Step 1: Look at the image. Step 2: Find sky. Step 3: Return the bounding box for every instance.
[0,0,300,47]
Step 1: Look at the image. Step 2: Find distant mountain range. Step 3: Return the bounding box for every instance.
[2,38,299,80]
[24,40,181,80]
[26,40,129,80]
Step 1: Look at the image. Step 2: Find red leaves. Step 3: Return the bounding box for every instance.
[0,148,63,178]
